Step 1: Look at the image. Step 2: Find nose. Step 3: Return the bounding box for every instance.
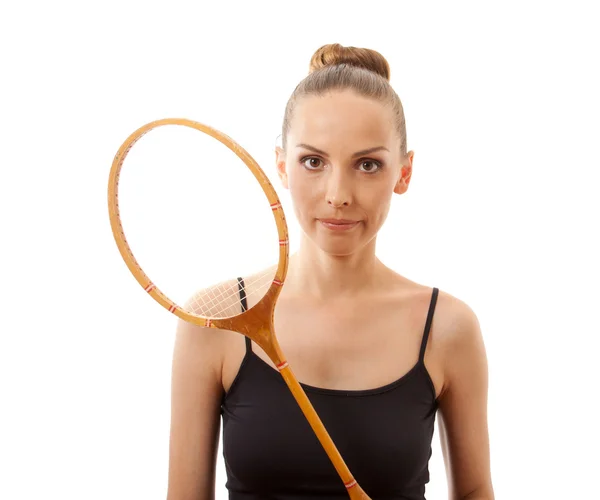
[325,167,352,208]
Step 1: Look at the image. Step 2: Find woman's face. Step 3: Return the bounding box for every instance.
[276,90,413,257]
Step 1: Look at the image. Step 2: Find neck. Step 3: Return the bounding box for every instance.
[284,236,385,300]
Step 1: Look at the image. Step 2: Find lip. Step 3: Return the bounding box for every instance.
[318,219,360,231]
[319,218,358,224]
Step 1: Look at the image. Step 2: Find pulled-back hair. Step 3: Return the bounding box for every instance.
[282,43,407,157]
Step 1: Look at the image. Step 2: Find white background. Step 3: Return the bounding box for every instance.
[1,1,599,499]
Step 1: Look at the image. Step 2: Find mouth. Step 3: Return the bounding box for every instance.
[318,219,360,231]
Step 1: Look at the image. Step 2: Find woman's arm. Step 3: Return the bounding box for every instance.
[437,299,495,500]
[166,317,225,500]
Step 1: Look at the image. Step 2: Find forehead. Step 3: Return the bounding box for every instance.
[288,90,396,148]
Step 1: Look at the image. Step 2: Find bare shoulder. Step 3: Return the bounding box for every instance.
[388,275,484,400]
[185,276,247,319]
[423,287,485,395]
[193,266,277,393]
[171,281,244,392]
[428,289,494,497]
[394,275,480,342]
[429,288,481,341]
[432,290,484,367]
[387,274,477,338]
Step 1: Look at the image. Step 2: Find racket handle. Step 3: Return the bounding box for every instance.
[277,365,372,500]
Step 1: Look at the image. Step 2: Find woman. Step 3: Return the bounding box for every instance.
[167,44,494,500]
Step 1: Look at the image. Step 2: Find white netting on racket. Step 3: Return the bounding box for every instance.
[115,124,282,319]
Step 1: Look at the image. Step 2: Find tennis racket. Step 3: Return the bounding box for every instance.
[107,118,371,499]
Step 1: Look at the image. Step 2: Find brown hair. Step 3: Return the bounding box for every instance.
[281,43,407,157]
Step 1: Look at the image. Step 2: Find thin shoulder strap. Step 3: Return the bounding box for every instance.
[419,287,439,363]
[237,277,251,353]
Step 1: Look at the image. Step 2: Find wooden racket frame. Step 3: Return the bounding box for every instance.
[107,118,370,499]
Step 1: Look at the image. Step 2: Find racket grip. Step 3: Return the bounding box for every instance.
[277,365,372,500]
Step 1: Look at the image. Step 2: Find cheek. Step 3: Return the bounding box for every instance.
[288,176,315,215]
[362,184,394,225]
[362,181,394,207]
[288,167,317,201]
[372,198,392,220]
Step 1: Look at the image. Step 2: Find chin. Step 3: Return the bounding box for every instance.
[313,234,370,257]
[299,220,375,256]
[320,245,357,257]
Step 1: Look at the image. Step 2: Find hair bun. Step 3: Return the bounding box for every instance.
[309,43,391,81]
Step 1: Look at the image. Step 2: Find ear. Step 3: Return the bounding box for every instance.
[393,150,414,195]
[275,146,289,189]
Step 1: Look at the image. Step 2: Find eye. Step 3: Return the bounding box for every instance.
[357,160,382,173]
[301,157,324,170]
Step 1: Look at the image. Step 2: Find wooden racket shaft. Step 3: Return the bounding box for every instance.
[107,118,371,499]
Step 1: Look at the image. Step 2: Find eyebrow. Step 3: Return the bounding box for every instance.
[295,143,389,158]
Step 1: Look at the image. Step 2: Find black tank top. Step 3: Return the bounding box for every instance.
[220,279,440,499]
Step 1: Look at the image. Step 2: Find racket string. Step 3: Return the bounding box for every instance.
[190,270,273,317]
[188,267,277,319]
